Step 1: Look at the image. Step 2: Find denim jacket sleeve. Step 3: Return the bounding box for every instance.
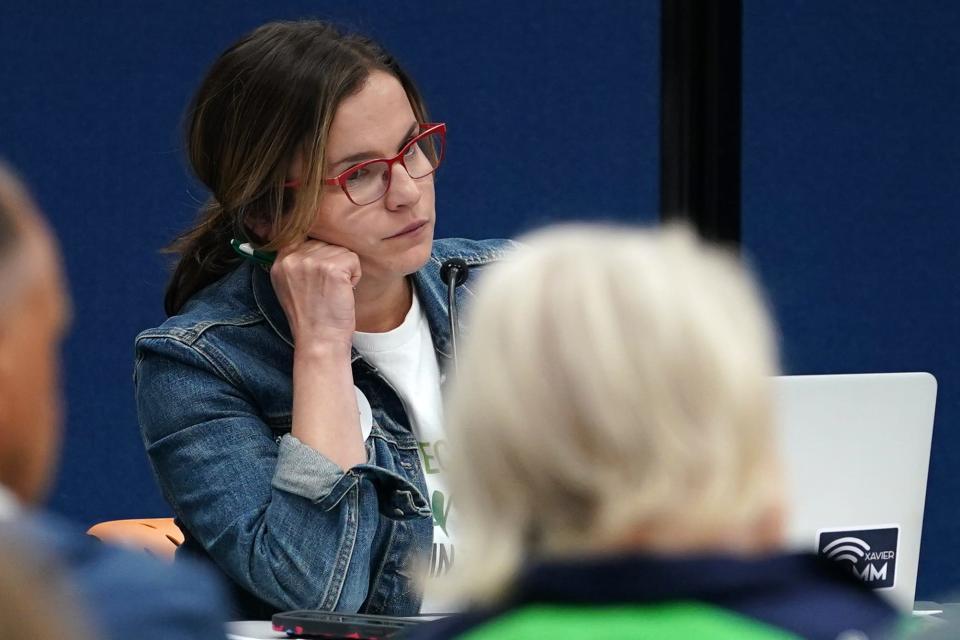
[135,332,390,613]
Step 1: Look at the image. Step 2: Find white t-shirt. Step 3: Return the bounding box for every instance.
[353,293,454,613]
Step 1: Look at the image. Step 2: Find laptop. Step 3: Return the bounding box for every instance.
[774,372,937,612]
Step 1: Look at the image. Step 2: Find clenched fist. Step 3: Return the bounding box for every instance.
[270,239,362,351]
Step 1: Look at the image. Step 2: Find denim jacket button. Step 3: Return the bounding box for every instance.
[393,508,405,517]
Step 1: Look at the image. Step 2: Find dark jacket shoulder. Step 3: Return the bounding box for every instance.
[1,511,230,640]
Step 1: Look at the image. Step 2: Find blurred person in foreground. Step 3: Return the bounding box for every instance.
[0,163,228,640]
[0,536,98,640]
[411,225,899,640]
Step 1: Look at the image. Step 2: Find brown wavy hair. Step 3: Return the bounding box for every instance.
[164,20,430,315]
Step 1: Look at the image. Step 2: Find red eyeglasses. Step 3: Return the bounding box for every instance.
[286,122,446,206]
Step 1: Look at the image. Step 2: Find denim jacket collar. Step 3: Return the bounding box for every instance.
[250,265,293,348]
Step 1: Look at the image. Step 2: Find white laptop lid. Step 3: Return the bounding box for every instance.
[774,373,937,612]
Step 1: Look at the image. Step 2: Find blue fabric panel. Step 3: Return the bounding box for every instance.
[743,0,960,598]
[0,2,659,526]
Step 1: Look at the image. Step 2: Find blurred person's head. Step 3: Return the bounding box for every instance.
[446,224,784,602]
[0,165,70,505]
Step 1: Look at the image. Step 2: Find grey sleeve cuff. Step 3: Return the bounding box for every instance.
[271,434,348,501]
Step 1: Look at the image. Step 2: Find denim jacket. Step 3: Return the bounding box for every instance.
[134,238,514,619]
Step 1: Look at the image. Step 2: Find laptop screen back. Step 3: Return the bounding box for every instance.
[774,373,936,611]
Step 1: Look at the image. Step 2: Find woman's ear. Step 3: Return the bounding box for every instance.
[243,219,272,245]
[752,500,786,553]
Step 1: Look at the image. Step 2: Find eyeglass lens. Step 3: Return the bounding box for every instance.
[342,131,444,205]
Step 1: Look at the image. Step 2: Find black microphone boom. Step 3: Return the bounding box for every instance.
[439,258,469,371]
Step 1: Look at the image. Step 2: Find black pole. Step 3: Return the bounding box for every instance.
[660,0,742,248]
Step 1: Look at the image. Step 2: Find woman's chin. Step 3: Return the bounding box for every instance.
[403,241,434,275]
[366,241,434,281]
[401,231,435,272]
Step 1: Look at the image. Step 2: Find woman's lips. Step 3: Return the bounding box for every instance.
[387,220,428,239]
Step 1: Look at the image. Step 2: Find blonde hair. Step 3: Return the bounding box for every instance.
[445,224,783,602]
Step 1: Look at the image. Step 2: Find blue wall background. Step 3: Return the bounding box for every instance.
[0,3,659,523]
[742,0,960,599]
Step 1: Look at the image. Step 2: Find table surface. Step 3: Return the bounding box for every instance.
[226,621,286,640]
[226,607,960,640]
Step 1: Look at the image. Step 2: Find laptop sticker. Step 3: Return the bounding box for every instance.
[817,525,900,590]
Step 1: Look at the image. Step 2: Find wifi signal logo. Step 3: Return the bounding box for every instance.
[818,527,898,590]
[823,536,871,564]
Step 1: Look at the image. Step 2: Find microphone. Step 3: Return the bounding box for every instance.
[439,258,469,371]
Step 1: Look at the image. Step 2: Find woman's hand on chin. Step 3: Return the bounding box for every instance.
[270,239,361,352]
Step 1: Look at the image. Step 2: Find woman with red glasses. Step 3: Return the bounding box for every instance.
[134,20,514,618]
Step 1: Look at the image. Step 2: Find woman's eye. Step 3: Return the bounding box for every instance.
[404,143,420,159]
[344,167,368,184]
